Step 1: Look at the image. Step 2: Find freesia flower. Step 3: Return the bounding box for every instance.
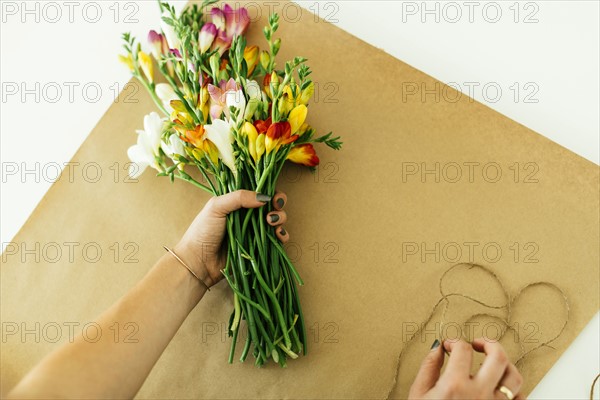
[127,112,164,178]
[204,119,237,173]
[288,105,307,134]
[254,117,272,134]
[260,50,270,70]
[225,88,246,119]
[300,81,314,104]
[263,72,279,99]
[170,48,182,59]
[155,83,179,113]
[265,121,297,154]
[211,7,226,30]
[191,142,219,165]
[118,54,134,72]
[287,144,319,167]
[242,81,262,120]
[199,23,217,54]
[180,124,205,147]
[177,124,220,164]
[246,80,262,99]
[138,51,154,83]
[161,12,181,50]
[148,29,175,76]
[243,45,259,75]
[242,121,266,162]
[148,30,164,59]
[211,29,232,56]
[223,4,250,37]
[208,78,241,119]
[209,5,250,55]
[161,133,185,161]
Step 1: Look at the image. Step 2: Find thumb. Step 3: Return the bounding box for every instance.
[208,190,270,217]
[410,340,445,397]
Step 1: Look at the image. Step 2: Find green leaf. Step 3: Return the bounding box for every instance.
[161,16,175,26]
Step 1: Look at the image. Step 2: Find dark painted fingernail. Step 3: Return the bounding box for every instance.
[277,198,285,208]
[279,227,286,236]
[430,339,440,350]
[270,214,280,223]
[256,193,271,203]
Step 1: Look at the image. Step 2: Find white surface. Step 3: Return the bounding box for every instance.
[1,1,598,398]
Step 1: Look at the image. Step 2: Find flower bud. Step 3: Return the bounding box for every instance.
[138,51,154,83]
[270,71,280,95]
[209,53,221,79]
[300,81,314,105]
[148,30,164,59]
[243,45,259,75]
[244,98,260,120]
[199,23,217,54]
[272,38,281,55]
[260,50,270,70]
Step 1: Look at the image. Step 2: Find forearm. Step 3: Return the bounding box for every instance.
[8,253,207,399]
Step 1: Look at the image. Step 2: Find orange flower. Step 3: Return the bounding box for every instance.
[287,144,319,167]
[180,125,205,148]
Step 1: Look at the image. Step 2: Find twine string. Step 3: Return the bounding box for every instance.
[385,263,570,400]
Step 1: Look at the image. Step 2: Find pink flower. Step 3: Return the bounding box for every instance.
[199,23,217,54]
[211,7,226,31]
[208,4,250,56]
[211,29,232,56]
[148,30,168,59]
[223,4,249,37]
[207,78,239,119]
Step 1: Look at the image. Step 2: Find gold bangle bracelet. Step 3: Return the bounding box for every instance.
[163,246,211,291]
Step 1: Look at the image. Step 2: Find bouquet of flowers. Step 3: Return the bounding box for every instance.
[119,0,341,367]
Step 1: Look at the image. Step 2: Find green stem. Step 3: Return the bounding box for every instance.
[256,154,276,193]
[139,78,169,116]
[269,234,304,286]
[173,173,214,195]
[196,164,217,194]
[247,257,292,348]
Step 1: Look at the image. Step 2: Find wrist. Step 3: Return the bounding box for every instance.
[172,242,214,288]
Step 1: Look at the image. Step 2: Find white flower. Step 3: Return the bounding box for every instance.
[161,134,185,161]
[155,83,178,113]
[161,12,181,51]
[246,80,262,100]
[204,118,237,173]
[127,112,164,178]
[225,89,246,120]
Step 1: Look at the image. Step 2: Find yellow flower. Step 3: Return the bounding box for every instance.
[287,144,319,167]
[300,81,314,105]
[202,140,220,165]
[185,127,218,165]
[260,50,270,71]
[118,54,134,72]
[243,45,259,75]
[242,122,258,162]
[255,134,265,160]
[138,51,154,83]
[199,86,210,122]
[299,123,309,134]
[288,105,307,134]
[278,85,295,115]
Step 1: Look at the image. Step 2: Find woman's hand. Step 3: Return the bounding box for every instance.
[174,190,289,287]
[409,338,524,400]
